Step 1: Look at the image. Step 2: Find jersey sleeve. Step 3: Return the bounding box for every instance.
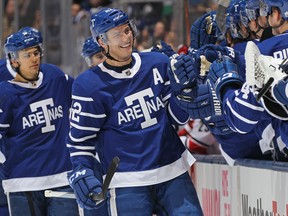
[158,55,190,125]
[66,80,106,169]
[221,82,266,133]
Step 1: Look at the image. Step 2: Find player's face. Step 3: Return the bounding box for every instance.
[267,7,281,34]
[13,47,41,81]
[257,16,269,29]
[105,23,133,64]
[91,52,106,67]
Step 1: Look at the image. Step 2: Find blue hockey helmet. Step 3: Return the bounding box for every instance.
[90,8,137,44]
[239,1,250,27]
[190,11,223,50]
[82,36,105,67]
[228,0,249,39]
[246,0,262,20]
[81,36,104,58]
[264,0,288,20]
[4,26,43,59]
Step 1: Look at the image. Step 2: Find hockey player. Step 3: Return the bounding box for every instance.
[0,27,79,215]
[66,7,203,215]
[245,0,272,41]
[80,36,109,216]
[215,0,288,128]
[0,59,16,216]
[81,36,106,68]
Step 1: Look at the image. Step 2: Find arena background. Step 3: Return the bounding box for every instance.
[0,0,218,77]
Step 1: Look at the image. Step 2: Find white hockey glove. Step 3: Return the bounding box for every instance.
[245,41,262,89]
[258,55,287,87]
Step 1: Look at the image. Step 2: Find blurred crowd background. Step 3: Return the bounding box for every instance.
[0,0,219,77]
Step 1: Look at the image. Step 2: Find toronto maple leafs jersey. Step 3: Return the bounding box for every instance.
[221,32,288,136]
[0,59,14,81]
[67,51,195,188]
[257,31,288,59]
[0,63,73,193]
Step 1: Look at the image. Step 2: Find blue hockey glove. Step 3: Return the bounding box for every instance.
[193,44,240,76]
[174,82,222,120]
[195,44,240,63]
[203,115,233,135]
[168,54,198,92]
[207,56,243,101]
[68,166,103,210]
[151,41,176,57]
[190,11,222,50]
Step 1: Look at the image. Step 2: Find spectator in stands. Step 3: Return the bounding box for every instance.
[2,0,15,47]
[136,26,153,51]
[152,20,167,45]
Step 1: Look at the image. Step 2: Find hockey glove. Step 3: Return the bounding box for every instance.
[174,82,222,120]
[151,40,176,58]
[207,56,243,101]
[68,166,103,210]
[245,41,287,89]
[257,54,287,91]
[168,54,198,92]
[203,115,233,135]
[194,44,240,74]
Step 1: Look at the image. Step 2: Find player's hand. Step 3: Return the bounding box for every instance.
[168,54,198,92]
[190,11,221,50]
[193,44,240,76]
[151,41,176,57]
[174,82,222,120]
[68,166,103,209]
[207,56,243,101]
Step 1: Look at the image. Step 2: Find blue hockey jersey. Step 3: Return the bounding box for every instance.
[0,59,14,81]
[67,52,195,188]
[0,63,74,192]
[258,31,288,59]
[221,31,288,133]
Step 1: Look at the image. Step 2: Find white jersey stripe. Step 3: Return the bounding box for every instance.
[226,100,258,125]
[80,112,106,118]
[70,122,100,132]
[72,95,94,101]
[68,133,97,143]
[234,97,264,111]
[66,143,96,150]
[0,123,10,128]
[70,152,95,157]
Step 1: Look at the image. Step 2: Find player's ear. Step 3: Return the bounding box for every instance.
[225,32,232,46]
[98,38,108,53]
[10,59,19,68]
[98,38,106,47]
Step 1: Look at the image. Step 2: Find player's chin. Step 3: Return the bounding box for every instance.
[30,68,40,76]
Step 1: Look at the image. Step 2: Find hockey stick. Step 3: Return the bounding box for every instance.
[256,77,274,102]
[215,0,231,35]
[89,156,120,204]
[45,156,120,205]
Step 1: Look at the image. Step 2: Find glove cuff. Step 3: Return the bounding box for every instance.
[214,72,243,101]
